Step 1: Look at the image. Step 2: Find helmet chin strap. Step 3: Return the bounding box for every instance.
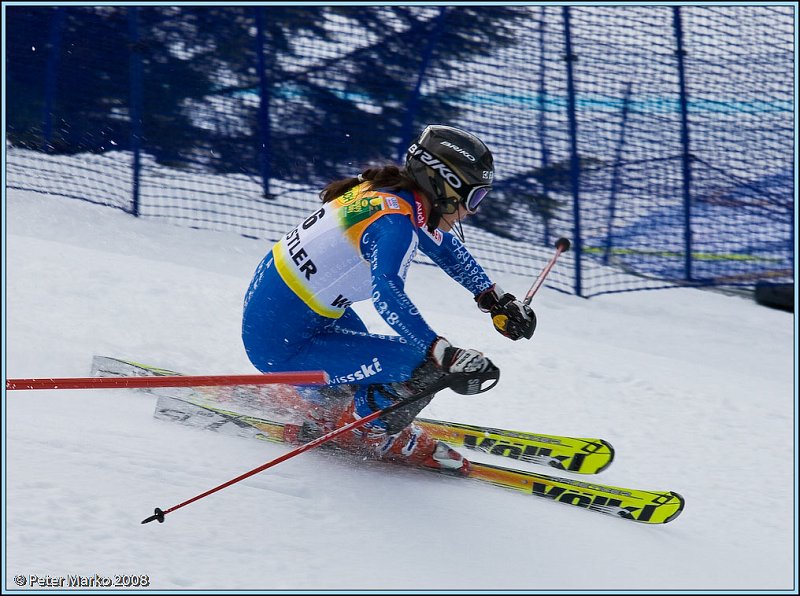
[453,217,466,243]
[440,210,467,244]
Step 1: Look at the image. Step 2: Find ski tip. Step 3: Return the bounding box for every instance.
[141,507,166,525]
[661,492,686,524]
[594,439,616,474]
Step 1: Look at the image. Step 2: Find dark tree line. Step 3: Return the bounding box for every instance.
[9,5,576,235]
[7,6,527,179]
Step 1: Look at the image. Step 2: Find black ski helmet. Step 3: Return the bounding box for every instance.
[405,125,494,216]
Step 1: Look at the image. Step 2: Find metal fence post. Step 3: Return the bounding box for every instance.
[536,7,553,245]
[562,7,582,297]
[673,6,694,282]
[128,7,143,217]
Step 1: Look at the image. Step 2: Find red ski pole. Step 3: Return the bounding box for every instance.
[141,400,398,525]
[523,237,571,305]
[141,369,499,525]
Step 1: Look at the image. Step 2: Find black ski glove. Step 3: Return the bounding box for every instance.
[378,337,500,432]
[428,337,499,395]
[475,284,537,341]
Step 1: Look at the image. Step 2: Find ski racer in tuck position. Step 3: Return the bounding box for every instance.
[241,125,536,473]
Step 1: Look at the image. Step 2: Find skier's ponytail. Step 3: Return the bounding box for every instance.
[319,164,422,203]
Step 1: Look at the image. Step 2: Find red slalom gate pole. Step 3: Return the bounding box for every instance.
[523,237,571,305]
[6,371,329,391]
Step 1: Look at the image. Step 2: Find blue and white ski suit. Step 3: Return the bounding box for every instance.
[242,183,493,418]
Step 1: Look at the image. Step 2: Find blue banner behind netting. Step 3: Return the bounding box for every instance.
[6,5,794,296]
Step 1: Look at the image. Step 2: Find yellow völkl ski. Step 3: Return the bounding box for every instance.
[152,392,684,524]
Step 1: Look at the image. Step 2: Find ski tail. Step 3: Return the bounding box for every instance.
[91,355,180,379]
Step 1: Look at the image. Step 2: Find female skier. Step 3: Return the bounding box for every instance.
[242,125,536,473]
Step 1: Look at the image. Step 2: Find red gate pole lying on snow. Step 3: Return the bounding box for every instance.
[6,371,329,391]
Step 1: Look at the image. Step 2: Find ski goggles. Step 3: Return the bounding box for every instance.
[463,185,491,214]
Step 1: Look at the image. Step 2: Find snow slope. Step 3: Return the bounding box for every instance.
[4,189,796,591]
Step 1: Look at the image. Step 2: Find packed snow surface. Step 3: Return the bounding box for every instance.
[5,190,796,591]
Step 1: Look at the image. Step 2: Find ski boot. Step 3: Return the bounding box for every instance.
[331,401,470,475]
